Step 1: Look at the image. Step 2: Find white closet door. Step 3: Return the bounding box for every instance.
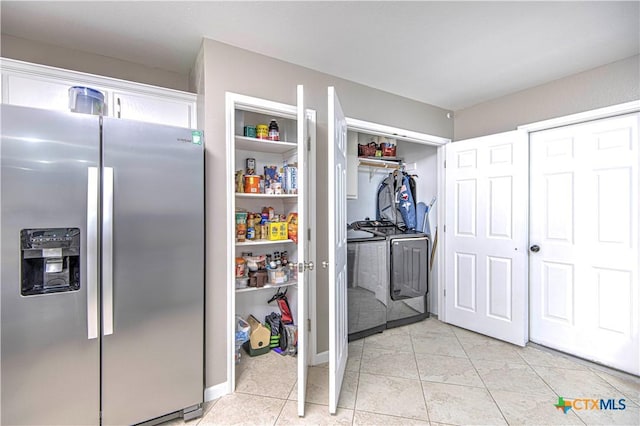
[529,113,639,375]
[327,86,348,414]
[444,131,529,346]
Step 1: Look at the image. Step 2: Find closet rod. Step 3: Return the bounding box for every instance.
[358,160,402,170]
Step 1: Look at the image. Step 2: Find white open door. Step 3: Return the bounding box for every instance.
[444,131,529,346]
[296,85,309,416]
[327,86,348,414]
[529,113,639,375]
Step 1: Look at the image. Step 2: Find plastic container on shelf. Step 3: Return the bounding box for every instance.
[68,86,105,115]
[267,267,289,284]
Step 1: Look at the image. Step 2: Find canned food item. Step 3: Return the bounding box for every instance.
[244,175,261,193]
[271,182,283,194]
[256,124,268,139]
[243,126,257,138]
[246,158,256,175]
[247,227,255,240]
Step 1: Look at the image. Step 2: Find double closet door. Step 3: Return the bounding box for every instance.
[445,111,639,375]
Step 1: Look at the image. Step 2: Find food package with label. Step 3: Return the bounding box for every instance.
[235,211,248,242]
[287,213,298,243]
[267,221,288,240]
[235,170,244,193]
[283,163,298,194]
[244,175,261,194]
[263,166,280,191]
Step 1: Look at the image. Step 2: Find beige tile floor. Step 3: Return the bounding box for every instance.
[165,318,640,425]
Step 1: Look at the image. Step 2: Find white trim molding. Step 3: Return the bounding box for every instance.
[204,382,229,402]
[345,117,450,146]
[519,100,640,133]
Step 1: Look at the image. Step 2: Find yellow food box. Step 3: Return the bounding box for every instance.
[267,222,288,240]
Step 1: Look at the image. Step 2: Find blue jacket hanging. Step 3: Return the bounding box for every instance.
[398,174,417,230]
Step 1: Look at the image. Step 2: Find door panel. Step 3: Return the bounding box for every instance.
[296,85,309,417]
[101,118,204,425]
[1,105,100,425]
[445,131,528,346]
[328,87,348,414]
[530,113,639,375]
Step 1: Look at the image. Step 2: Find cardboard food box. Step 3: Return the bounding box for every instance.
[267,222,288,240]
[246,315,270,356]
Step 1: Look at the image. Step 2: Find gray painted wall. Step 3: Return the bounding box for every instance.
[454,55,640,140]
[1,35,190,92]
[199,38,452,388]
[9,32,633,392]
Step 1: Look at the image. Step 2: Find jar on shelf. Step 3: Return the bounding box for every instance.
[256,124,268,139]
[268,120,279,141]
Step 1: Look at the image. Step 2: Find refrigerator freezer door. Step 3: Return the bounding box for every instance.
[1,105,101,425]
[100,117,204,425]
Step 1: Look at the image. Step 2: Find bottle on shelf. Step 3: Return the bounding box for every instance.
[268,120,279,141]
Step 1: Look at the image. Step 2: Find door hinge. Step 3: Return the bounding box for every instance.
[443,224,446,233]
[307,136,311,151]
[444,160,446,168]
[307,318,311,332]
[308,228,311,241]
[444,289,446,297]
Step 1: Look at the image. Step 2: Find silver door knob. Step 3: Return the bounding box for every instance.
[321,261,329,269]
[298,261,315,272]
[530,245,540,253]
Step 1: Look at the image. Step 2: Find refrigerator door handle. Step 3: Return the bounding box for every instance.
[103,167,114,336]
[87,167,99,339]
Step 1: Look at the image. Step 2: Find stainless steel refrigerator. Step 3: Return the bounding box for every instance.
[1,104,204,425]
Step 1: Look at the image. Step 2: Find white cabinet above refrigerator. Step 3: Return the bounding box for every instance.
[0,57,197,128]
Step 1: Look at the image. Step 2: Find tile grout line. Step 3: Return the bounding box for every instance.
[452,328,511,426]
[411,329,433,425]
[349,338,365,425]
[519,348,590,426]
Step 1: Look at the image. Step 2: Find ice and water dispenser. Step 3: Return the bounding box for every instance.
[20,228,81,295]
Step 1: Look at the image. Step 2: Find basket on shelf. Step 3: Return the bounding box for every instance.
[358,142,378,157]
[381,144,397,157]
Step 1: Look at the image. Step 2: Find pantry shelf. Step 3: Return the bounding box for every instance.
[235,280,298,293]
[235,193,297,199]
[235,239,294,247]
[235,136,297,154]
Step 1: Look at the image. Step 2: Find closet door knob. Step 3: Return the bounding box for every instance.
[530,245,540,253]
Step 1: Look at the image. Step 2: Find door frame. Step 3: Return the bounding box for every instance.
[440,100,640,335]
[343,117,450,321]
[224,91,316,395]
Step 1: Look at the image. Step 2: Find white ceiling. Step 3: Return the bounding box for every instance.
[1,1,638,111]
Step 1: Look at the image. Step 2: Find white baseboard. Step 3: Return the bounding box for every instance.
[312,350,328,366]
[204,381,229,402]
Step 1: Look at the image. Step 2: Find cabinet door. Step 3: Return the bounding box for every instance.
[114,92,195,128]
[3,73,74,112]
